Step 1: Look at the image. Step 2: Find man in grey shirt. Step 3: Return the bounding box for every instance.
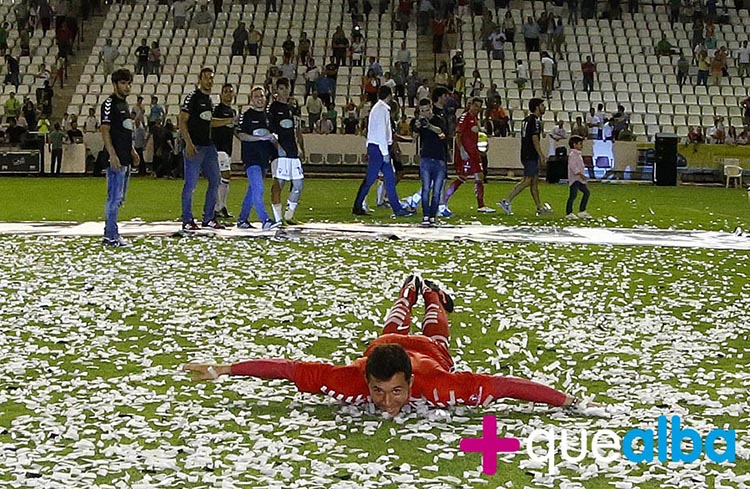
[522,17,540,53]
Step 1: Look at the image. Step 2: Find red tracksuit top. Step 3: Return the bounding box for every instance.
[230,334,567,408]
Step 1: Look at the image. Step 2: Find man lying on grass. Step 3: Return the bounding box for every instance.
[185,275,584,416]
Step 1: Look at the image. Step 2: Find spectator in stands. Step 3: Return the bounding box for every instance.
[397,114,411,136]
[453,74,465,106]
[571,116,587,138]
[568,0,579,24]
[397,0,412,35]
[735,41,750,81]
[407,70,420,108]
[581,0,596,20]
[676,52,690,87]
[350,36,364,66]
[485,83,500,107]
[586,107,601,139]
[266,0,277,13]
[282,33,295,60]
[710,48,726,86]
[540,51,555,99]
[581,56,596,94]
[4,117,26,146]
[485,98,509,137]
[51,55,66,88]
[708,116,725,144]
[130,96,144,124]
[513,59,529,90]
[551,17,564,60]
[56,19,75,59]
[194,5,213,39]
[369,57,383,77]
[656,36,678,57]
[3,54,21,90]
[417,79,430,104]
[3,92,21,123]
[49,123,66,174]
[363,69,380,104]
[488,27,506,67]
[132,117,147,175]
[696,49,709,86]
[432,14,447,54]
[264,56,280,93]
[149,42,162,78]
[537,12,550,50]
[343,100,360,134]
[315,70,335,106]
[294,32,311,65]
[99,39,119,76]
[686,126,704,152]
[502,11,515,42]
[14,1,30,31]
[392,62,406,108]
[39,81,53,117]
[669,0,680,26]
[396,42,412,78]
[279,55,297,94]
[135,39,150,76]
[248,24,263,57]
[303,59,320,102]
[0,23,8,57]
[171,0,189,30]
[231,22,249,57]
[451,50,465,79]
[325,56,340,80]
[737,128,749,146]
[469,69,484,98]
[611,105,629,139]
[332,26,349,66]
[84,107,99,132]
[725,126,738,145]
[68,120,84,144]
[61,112,72,132]
[523,17,540,53]
[547,120,568,156]
[418,0,435,35]
[147,96,164,129]
[22,99,36,130]
[434,63,450,87]
[306,91,323,132]
[316,114,334,134]
[741,96,750,129]
[325,103,339,133]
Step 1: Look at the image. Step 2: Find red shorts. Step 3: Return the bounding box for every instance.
[454,156,483,176]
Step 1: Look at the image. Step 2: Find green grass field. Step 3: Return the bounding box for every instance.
[0,177,748,488]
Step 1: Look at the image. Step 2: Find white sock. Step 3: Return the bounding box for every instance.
[376,181,384,205]
[284,200,297,220]
[272,203,283,222]
[216,179,229,211]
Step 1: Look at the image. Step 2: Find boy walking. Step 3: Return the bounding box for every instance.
[564,136,592,219]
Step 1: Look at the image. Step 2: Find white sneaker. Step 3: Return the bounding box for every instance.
[577,211,593,219]
[284,208,295,221]
[565,212,579,219]
[477,206,496,213]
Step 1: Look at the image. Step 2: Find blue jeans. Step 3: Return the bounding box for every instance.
[354,144,401,213]
[566,181,590,214]
[239,165,270,223]
[420,157,446,218]
[104,165,130,240]
[181,144,220,224]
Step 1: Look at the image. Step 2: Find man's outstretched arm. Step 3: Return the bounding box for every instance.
[184,359,297,382]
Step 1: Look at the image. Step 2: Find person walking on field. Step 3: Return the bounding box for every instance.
[499,98,553,217]
[564,136,593,220]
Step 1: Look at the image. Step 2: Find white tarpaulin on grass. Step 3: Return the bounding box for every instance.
[1,221,750,250]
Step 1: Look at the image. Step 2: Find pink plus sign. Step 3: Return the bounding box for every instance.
[459,415,520,475]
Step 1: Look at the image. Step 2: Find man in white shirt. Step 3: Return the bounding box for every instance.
[540,51,555,99]
[547,120,568,156]
[488,28,506,68]
[352,86,412,217]
[737,40,750,80]
[586,107,601,140]
[416,80,430,103]
[84,107,99,132]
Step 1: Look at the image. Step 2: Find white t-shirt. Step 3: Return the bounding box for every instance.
[416,85,430,101]
[516,64,529,80]
[541,57,555,77]
[738,46,750,64]
[488,32,505,51]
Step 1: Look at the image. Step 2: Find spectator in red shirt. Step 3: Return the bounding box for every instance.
[581,55,597,94]
[184,275,580,416]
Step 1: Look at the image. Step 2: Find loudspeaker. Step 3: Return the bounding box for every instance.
[654,133,679,186]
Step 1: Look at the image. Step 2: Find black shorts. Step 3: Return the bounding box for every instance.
[522,159,539,177]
